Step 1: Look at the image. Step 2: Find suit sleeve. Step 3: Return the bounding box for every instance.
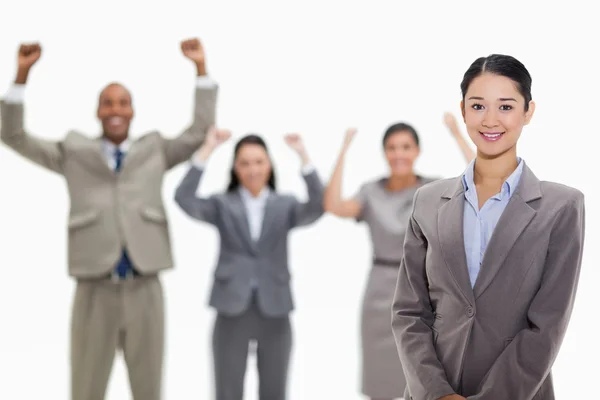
[1,97,65,174]
[289,168,325,228]
[161,77,218,170]
[468,192,585,400]
[391,188,456,400]
[174,164,219,225]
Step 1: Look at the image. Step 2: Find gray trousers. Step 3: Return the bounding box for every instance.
[71,275,164,400]
[212,294,292,400]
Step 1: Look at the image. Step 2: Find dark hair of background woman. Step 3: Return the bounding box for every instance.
[460,54,533,111]
[227,134,277,192]
[382,122,420,147]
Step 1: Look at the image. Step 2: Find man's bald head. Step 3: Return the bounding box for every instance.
[98,82,132,104]
[97,82,134,145]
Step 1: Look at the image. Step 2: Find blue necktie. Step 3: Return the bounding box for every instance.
[114,147,124,172]
[112,147,133,278]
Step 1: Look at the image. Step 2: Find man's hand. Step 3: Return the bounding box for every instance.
[16,43,41,84]
[438,395,467,400]
[181,38,206,76]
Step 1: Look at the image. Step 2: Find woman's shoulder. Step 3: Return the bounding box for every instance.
[539,181,584,205]
[415,176,459,196]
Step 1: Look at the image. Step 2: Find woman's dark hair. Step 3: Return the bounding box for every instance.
[382,122,420,148]
[460,54,533,111]
[226,134,276,192]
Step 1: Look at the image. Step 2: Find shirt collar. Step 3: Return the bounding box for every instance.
[239,186,270,202]
[102,137,131,154]
[461,157,524,198]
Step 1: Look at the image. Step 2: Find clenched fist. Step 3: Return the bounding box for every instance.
[204,126,232,150]
[181,38,205,69]
[18,43,42,71]
[284,133,306,155]
[443,112,458,130]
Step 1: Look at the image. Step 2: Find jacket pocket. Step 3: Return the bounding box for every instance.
[140,207,167,224]
[68,210,100,230]
[214,267,233,281]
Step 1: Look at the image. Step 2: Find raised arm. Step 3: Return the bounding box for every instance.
[323,128,362,218]
[468,192,585,400]
[443,112,475,164]
[283,133,325,227]
[392,189,458,400]
[161,38,218,169]
[174,127,231,225]
[1,43,65,174]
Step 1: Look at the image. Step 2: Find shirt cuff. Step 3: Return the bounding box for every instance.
[4,84,25,104]
[196,76,217,88]
[301,164,315,175]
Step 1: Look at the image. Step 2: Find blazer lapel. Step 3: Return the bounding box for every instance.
[437,178,475,305]
[74,137,114,178]
[257,194,278,247]
[472,164,542,299]
[228,192,257,254]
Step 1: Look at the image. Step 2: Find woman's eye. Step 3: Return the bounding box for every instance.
[471,103,484,110]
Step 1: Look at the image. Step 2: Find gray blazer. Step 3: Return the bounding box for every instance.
[392,163,585,400]
[175,166,324,317]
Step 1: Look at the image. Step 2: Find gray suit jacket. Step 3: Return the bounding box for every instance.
[392,163,585,400]
[0,85,217,277]
[174,166,324,317]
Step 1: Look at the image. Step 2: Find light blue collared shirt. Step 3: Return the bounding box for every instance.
[462,158,524,287]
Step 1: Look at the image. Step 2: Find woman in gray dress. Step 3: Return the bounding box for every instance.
[323,114,474,400]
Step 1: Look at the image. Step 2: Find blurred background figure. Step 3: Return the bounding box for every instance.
[0,38,215,400]
[323,116,474,400]
[174,127,324,400]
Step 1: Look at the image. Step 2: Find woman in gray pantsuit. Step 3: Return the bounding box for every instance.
[323,116,474,400]
[174,127,324,400]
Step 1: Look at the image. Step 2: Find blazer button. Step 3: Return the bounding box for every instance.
[466,306,475,318]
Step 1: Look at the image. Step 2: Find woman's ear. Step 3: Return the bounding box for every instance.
[524,100,536,125]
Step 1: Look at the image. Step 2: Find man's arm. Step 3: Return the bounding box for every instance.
[468,192,585,400]
[391,188,457,400]
[1,43,65,174]
[162,38,218,170]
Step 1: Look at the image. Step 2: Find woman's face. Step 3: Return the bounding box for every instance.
[234,143,272,194]
[384,131,420,177]
[462,73,535,159]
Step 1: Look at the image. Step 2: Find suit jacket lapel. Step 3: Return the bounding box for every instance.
[473,164,541,299]
[228,192,257,254]
[437,178,475,305]
[73,137,114,178]
[257,194,278,247]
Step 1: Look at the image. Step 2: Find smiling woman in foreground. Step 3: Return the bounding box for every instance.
[391,54,586,400]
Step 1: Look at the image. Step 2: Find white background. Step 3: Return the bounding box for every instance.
[1,1,598,399]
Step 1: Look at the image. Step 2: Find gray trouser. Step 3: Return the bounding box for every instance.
[71,275,164,400]
[212,294,292,400]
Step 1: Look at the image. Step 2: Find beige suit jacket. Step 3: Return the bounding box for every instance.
[392,163,585,400]
[0,85,218,278]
